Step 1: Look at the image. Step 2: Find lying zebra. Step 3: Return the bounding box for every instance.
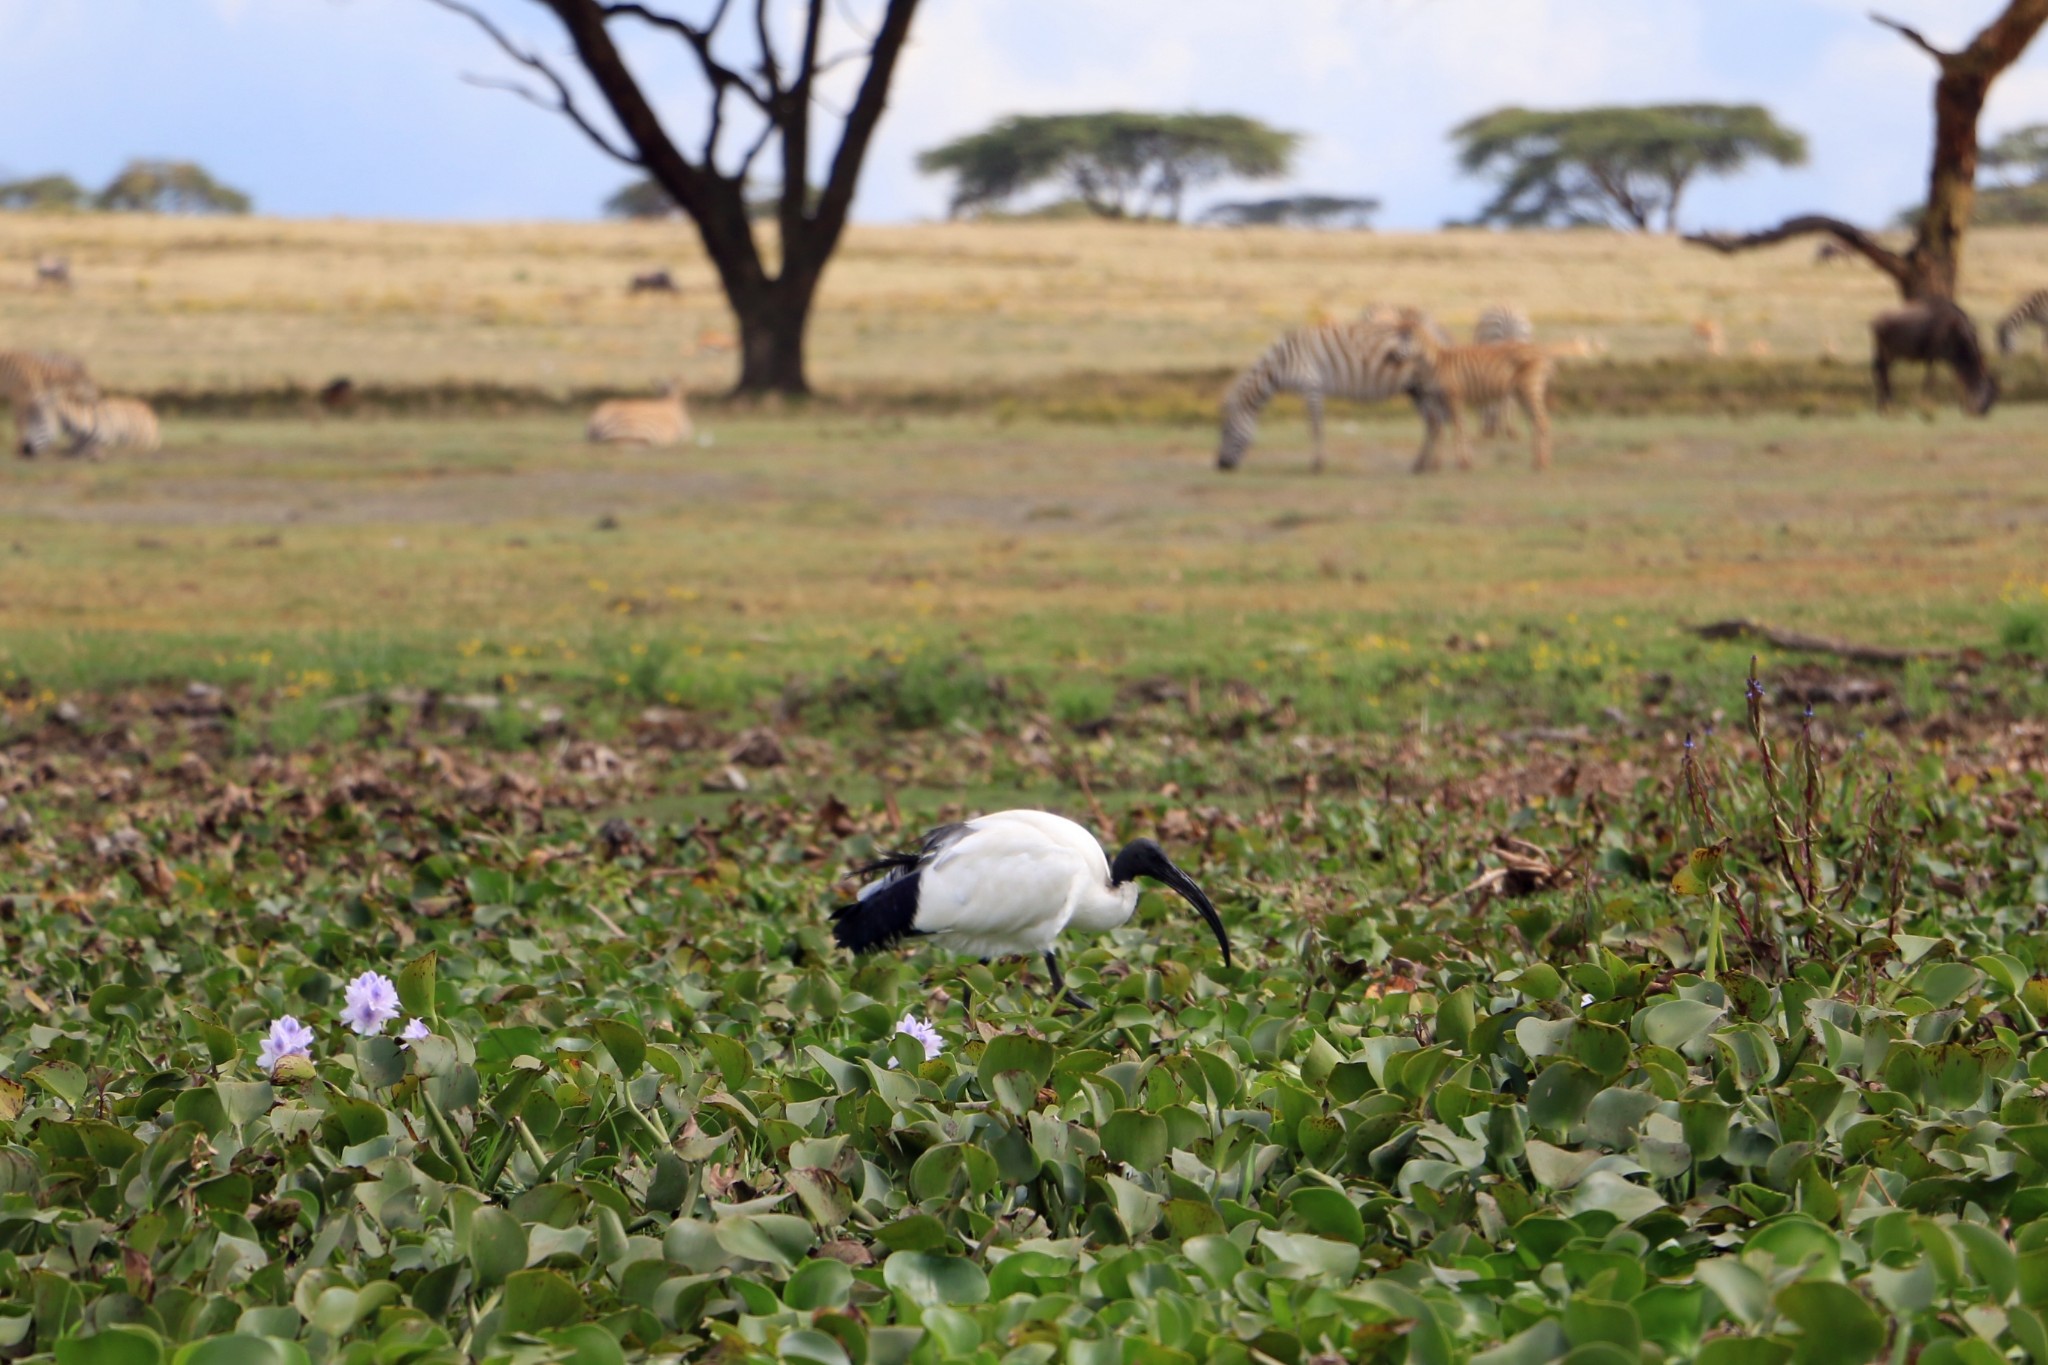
[18,387,161,458]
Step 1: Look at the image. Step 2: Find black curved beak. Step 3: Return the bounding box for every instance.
[1112,837,1232,967]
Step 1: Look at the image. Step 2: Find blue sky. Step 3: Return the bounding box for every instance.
[6,0,2048,230]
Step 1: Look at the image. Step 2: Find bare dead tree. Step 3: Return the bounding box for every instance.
[425,0,921,396]
[1686,1,2048,301]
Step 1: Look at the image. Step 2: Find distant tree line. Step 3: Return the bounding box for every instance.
[900,103,1808,232]
[0,159,252,214]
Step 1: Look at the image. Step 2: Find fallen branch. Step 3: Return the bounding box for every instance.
[1686,618,1947,665]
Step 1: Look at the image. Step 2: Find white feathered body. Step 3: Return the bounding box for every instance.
[857,810,1136,959]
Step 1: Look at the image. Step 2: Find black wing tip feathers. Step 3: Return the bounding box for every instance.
[830,868,924,954]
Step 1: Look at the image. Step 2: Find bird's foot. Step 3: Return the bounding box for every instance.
[1060,988,1095,1011]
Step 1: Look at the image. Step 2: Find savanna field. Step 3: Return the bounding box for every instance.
[5,217,2048,1365]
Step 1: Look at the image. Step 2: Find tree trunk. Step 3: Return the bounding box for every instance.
[1684,1,2048,301]
[734,277,817,396]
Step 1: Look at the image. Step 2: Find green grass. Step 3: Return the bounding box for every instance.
[1,407,2043,741]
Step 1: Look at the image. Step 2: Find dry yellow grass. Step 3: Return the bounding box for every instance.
[10,215,2048,393]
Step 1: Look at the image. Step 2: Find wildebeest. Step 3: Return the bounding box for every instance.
[1871,298,1998,416]
[319,377,357,412]
[34,255,71,289]
[629,269,679,295]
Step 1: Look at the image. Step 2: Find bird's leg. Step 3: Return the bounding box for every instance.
[1044,951,1093,1011]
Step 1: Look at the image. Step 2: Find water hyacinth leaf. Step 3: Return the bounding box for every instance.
[1513,963,1565,1002]
[1636,999,1725,1051]
[501,1270,584,1333]
[1569,1170,1664,1222]
[1286,1187,1364,1244]
[170,1339,310,1365]
[882,1253,989,1307]
[979,1034,1056,1091]
[27,1061,87,1110]
[590,1019,646,1078]
[1568,1022,1632,1080]
[396,951,437,1021]
[777,1330,852,1365]
[1774,1281,1882,1363]
[355,1037,406,1089]
[1101,1110,1170,1169]
[1694,1342,1794,1365]
[0,1076,25,1125]
[1471,1321,1568,1365]
[1257,1229,1361,1282]
[57,1326,164,1365]
[1693,1258,1769,1326]
[1528,1061,1602,1137]
[1516,1017,1576,1061]
[688,1035,748,1091]
[538,1326,625,1365]
[783,1257,854,1311]
[468,1207,527,1288]
[715,1214,815,1271]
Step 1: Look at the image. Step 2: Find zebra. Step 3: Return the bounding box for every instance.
[0,348,95,451]
[1471,304,1534,435]
[586,380,692,446]
[1995,288,2048,356]
[1407,338,1555,474]
[1216,316,1450,472]
[19,387,160,458]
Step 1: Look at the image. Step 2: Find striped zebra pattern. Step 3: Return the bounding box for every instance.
[19,388,161,459]
[0,348,92,404]
[1995,288,2048,355]
[1218,316,1446,471]
[1471,305,1534,436]
[1473,304,1533,344]
[586,381,692,446]
[1409,339,1554,473]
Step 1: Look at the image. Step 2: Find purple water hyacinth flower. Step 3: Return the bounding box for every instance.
[887,1013,944,1068]
[401,1018,430,1043]
[341,971,401,1035]
[257,1015,317,1072]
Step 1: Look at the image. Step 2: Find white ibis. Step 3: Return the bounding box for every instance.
[831,809,1231,1008]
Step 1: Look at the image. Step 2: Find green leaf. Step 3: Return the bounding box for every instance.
[1100,1109,1170,1169]
[714,1215,815,1271]
[58,1327,165,1365]
[500,1270,584,1333]
[396,951,438,1022]
[1528,1061,1602,1137]
[783,1258,854,1311]
[27,1061,87,1109]
[978,1034,1055,1091]
[1287,1187,1364,1244]
[1636,999,1725,1050]
[1774,1281,1883,1364]
[590,1019,646,1078]
[882,1253,989,1307]
[468,1206,526,1289]
[171,1339,310,1365]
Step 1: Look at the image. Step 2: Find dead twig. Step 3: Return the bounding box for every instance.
[1685,618,1947,666]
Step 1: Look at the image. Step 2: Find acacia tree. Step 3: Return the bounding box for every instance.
[918,113,1298,221]
[426,0,921,396]
[1687,2,2048,300]
[1450,104,1806,232]
[96,160,251,214]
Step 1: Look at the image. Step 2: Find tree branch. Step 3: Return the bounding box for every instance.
[603,0,773,111]
[1871,11,1950,62]
[425,0,641,165]
[1684,214,1913,289]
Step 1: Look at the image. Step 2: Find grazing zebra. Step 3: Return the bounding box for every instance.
[1471,304,1534,435]
[586,380,692,446]
[1407,339,1555,473]
[1995,288,2048,355]
[19,388,160,458]
[1216,317,1449,472]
